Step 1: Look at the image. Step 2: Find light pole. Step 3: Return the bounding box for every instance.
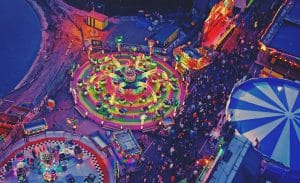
[114,36,123,52]
[79,27,86,51]
[145,37,157,57]
[147,39,156,56]
[91,0,98,37]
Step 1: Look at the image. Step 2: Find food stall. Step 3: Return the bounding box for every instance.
[173,45,211,74]
[110,129,142,165]
[23,119,48,136]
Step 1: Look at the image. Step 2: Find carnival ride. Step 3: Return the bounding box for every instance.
[226,78,300,171]
[71,52,185,130]
[202,0,236,49]
[173,1,236,73]
[0,137,112,182]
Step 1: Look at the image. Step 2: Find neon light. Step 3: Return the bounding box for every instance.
[114,36,123,44]
[261,43,267,52]
[217,148,224,157]
[247,0,255,8]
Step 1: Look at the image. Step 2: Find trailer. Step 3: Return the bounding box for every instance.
[23,119,48,136]
[86,12,108,31]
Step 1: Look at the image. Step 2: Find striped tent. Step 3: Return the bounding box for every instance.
[226,78,300,170]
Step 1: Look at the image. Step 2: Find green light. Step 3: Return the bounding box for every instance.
[131,47,137,52]
[115,36,123,44]
[247,0,255,8]
[217,148,224,157]
[224,0,229,7]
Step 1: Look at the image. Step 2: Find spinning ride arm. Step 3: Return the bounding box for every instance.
[111,55,121,67]
[117,82,126,94]
[135,58,141,69]
[136,82,157,103]
[142,68,168,80]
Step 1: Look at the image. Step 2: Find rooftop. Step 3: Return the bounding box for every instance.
[209,135,261,183]
[86,11,108,21]
[262,0,300,60]
[23,119,47,129]
[149,25,179,43]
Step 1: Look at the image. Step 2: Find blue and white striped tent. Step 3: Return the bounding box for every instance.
[226,78,300,170]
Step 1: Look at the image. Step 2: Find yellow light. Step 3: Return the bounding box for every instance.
[261,44,267,51]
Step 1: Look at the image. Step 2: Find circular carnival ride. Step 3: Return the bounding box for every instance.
[0,137,112,183]
[71,52,185,130]
[226,78,300,170]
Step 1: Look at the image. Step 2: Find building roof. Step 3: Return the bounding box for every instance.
[90,131,109,148]
[262,0,300,60]
[149,25,179,43]
[23,119,47,130]
[209,135,262,183]
[182,46,202,59]
[86,11,108,21]
[113,129,141,155]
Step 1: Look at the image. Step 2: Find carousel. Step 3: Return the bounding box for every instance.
[227,78,300,171]
[71,52,185,130]
[0,136,112,182]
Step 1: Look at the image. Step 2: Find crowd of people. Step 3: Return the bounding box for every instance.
[116,0,284,182]
[119,27,259,182]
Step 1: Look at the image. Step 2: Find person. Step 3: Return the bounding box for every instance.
[32,149,37,159]
[129,13,260,181]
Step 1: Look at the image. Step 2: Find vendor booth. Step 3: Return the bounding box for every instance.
[23,119,48,136]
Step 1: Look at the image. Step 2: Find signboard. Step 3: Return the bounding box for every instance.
[91,40,102,47]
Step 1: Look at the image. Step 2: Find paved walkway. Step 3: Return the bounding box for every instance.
[210,109,227,138]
